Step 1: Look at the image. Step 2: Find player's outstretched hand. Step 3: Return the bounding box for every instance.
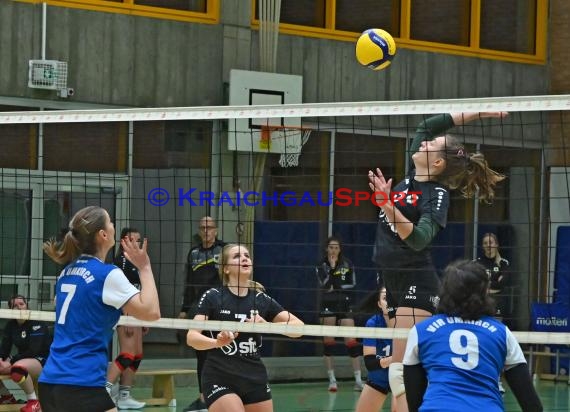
[122,237,151,271]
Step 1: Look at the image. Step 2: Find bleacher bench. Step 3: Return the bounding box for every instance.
[136,369,197,407]
[524,348,570,382]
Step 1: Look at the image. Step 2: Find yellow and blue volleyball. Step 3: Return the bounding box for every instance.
[355,28,397,71]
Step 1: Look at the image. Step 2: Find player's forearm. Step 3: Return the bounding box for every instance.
[505,363,543,411]
[403,216,441,251]
[186,330,219,350]
[382,204,414,239]
[410,114,455,153]
[275,317,304,338]
[134,265,161,320]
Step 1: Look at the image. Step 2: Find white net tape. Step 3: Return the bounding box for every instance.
[4,309,570,344]
[2,95,569,125]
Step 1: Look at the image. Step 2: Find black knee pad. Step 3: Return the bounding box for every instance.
[130,354,143,371]
[323,342,336,357]
[346,339,362,358]
[115,352,135,371]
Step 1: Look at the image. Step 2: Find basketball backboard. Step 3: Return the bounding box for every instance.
[228,69,303,153]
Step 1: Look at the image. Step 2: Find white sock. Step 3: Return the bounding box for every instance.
[119,385,131,400]
[27,392,37,401]
[327,370,336,383]
[105,381,114,394]
[354,370,363,384]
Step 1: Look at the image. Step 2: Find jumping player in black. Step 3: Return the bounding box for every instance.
[316,236,363,392]
[186,244,303,412]
[368,112,507,412]
[0,295,51,412]
[179,216,225,412]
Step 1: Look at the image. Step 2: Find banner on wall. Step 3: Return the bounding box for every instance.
[531,302,570,332]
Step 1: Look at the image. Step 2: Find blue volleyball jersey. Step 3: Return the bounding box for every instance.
[362,314,391,389]
[403,314,526,412]
[39,255,139,387]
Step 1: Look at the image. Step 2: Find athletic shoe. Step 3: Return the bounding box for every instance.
[354,381,364,392]
[20,399,41,412]
[117,395,146,410]
[0,394,18,404]
[328,381,338,392]
[183,397,208,412]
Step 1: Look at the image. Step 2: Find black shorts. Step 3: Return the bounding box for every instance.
[382,268,440,319]
[202,370,271,407]
[38,383,115,412]
[11,356,47,367]
[319,291,354,319]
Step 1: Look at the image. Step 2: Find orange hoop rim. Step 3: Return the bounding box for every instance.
[259,125,312,138]
[259,125,312,132]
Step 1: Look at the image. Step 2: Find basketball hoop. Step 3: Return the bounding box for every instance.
[260,125,312,167]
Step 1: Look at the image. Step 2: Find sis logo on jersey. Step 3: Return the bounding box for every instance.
[220,337,259,356]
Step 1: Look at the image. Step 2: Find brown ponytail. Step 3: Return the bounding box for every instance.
[43,206,108,265]
[437,136,505,202]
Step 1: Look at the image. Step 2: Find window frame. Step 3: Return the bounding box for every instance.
[251,0,548,65]
[15,0,220,24]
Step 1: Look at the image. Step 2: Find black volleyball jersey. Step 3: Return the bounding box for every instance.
[373,114,455,270]
[0,319,52,363]
[477,255,510,291]
[196,287,284,378]
[181,240,226,312]
[373,172,449,269]
[114,252,140,285]
[315,257,356,291]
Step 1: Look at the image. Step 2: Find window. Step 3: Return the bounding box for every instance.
[43,122,128,173]
[133,120,212,169]
[17,0,219,24]
[335,0,400,35]
[134,0,208,13]
[410,0,470,46]
[280,0,325,28]
[480,0,537,54]
[252,0,546,64]
[0,106,37,170]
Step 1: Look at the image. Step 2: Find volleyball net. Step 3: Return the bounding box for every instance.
[1,95,570,355]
